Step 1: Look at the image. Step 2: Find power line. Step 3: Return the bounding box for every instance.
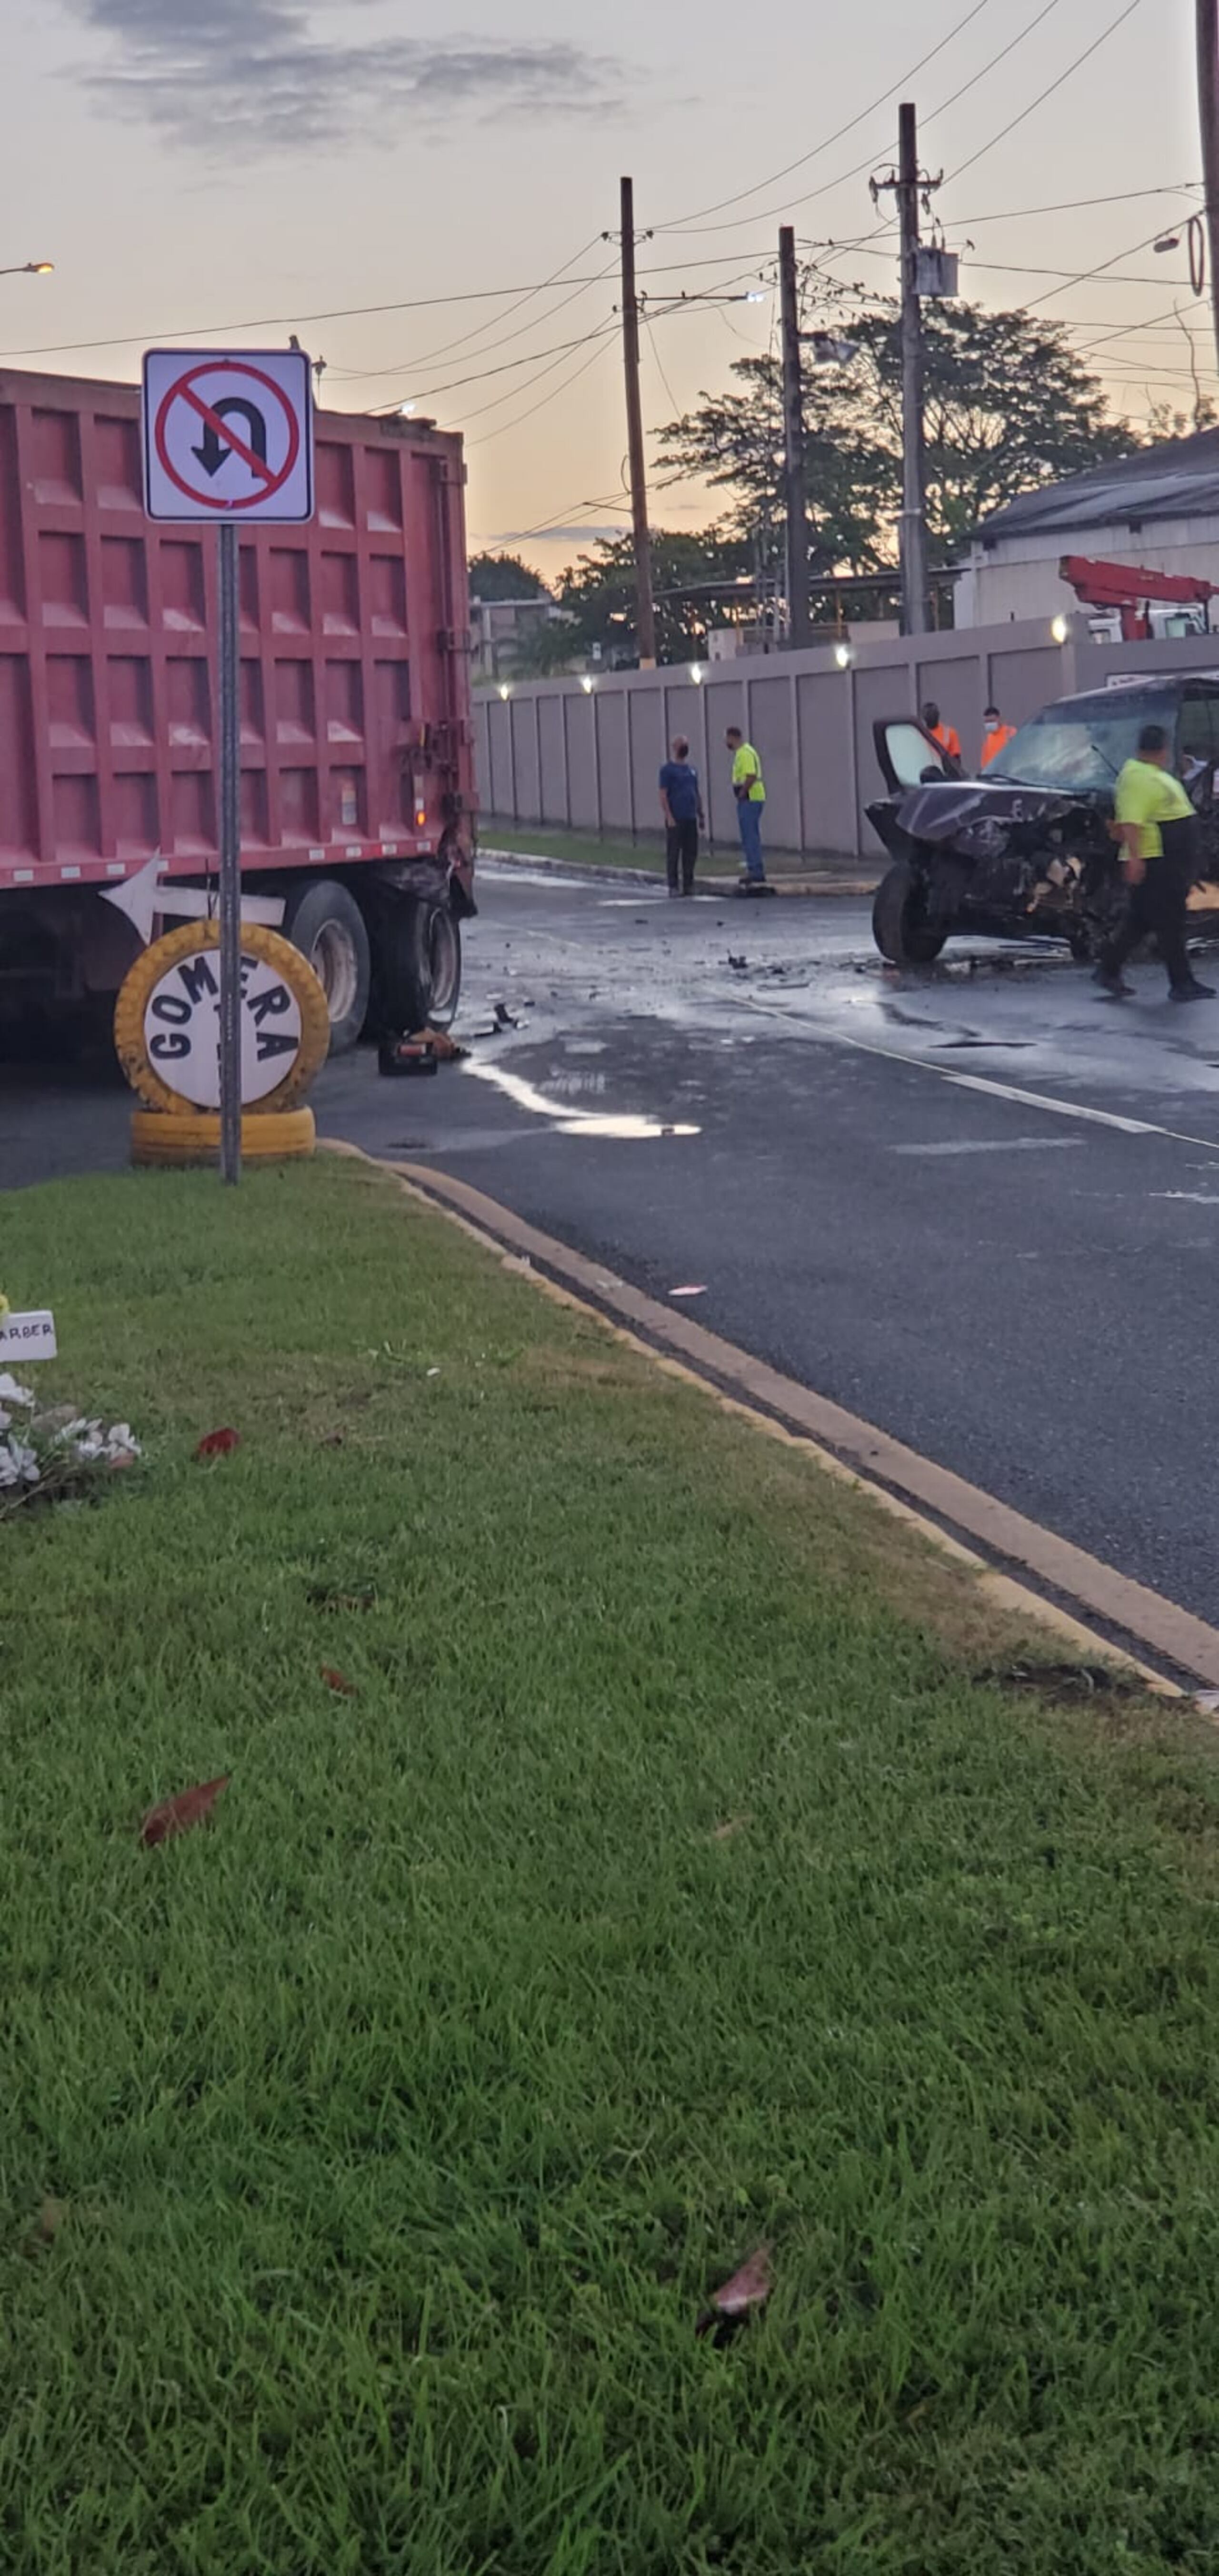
[651,0,1065,247]
[0,253,776,368]
[369,320,619,414]
[813,236,1208,292]
[654,0,997,230]
[943,0,1145,185]
[643,312,682,419]
[942,180,1203,227]
[437,279,765,441]
[464,337,616,450]
[328,250,619,387]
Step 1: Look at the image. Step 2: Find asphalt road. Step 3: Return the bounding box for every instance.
[6,859,1219,1624]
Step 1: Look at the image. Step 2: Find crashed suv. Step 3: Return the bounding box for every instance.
[867,677,1219,965]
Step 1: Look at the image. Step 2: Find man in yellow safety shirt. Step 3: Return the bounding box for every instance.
[1094,721,1215,1004]
[980,705,1018,770]
[725,725,767,888]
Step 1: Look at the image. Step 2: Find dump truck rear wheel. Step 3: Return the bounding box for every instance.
[374,897,463,1034]
[283,879,370,1054]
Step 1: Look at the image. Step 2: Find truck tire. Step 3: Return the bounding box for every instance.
[375,897,463,1034]
[283,879,370,1055]
[131,1107,316,1165]
[872,860,947,966]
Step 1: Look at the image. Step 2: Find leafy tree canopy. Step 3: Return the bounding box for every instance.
[655,297,1135,572]
[553,527,751,665]
[468,550,550,601]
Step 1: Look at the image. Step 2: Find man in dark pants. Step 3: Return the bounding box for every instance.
[1095,723,1216,1004]
[659,735,704,896]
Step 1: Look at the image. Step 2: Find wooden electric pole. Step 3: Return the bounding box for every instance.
[1197,2,1219,371]
[619,177,657,670]
[779,226,811,649]
[897,102,930,637]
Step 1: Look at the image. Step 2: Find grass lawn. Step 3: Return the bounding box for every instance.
[4,1154,1219,2572]
[480,823,837,881]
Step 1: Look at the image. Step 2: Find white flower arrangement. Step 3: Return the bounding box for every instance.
[0,1372,140,1515]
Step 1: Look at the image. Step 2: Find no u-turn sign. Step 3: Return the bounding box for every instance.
[142,349,314,522]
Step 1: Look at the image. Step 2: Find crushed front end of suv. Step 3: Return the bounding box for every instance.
[867,680,1219,965]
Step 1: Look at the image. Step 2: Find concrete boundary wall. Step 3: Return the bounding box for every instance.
[474,620,1219,859]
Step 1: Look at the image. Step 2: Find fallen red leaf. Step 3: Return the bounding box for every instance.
[321,1667,357,1697]
[697,2245,772,2338]
[140,1775,231,1847]
[195,1428,241,1460]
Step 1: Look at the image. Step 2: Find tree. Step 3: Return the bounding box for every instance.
[553,527,752,666]
[846,301,1133,556]
[508,616,582,679]
[655,355,889,577]
[468,550,550,601]
[656,297,1135,572]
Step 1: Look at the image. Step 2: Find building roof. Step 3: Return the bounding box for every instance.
[977,427,1219,546]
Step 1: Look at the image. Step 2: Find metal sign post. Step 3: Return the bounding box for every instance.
[217,519,242,1184]
[140,347,314,1182]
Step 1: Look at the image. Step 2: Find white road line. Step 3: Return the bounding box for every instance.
[889,1137,1083,1156]
[739,997,1219,1150]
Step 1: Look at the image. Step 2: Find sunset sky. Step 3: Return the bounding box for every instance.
[4,0,1207,575]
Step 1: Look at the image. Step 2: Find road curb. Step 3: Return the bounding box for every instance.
[327,1144,1219,1698]
[480,846,879,899]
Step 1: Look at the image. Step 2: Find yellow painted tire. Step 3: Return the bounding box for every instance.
[131,1107,317,1167]
[114,921,330,1116]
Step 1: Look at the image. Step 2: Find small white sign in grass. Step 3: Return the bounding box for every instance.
[0,1309,56,1362]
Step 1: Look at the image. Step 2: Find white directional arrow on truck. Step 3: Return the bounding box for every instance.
[100,859,286,949]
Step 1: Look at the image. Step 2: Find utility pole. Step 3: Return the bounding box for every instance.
[897,103,930,637]
[779,226,811,650]
[1197,3,1219,371]
[619,177,657,669]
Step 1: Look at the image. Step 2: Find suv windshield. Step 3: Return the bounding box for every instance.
[989,693,1179,794]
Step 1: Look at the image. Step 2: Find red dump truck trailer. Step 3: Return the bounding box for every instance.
[0,367,476,1051]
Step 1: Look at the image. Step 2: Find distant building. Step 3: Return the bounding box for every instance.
[956,427,1219,632]
[470,594,573,682]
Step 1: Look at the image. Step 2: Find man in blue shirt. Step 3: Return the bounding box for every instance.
[659,736,705,896]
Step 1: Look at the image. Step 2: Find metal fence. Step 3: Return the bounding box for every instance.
[474,619,1219,860]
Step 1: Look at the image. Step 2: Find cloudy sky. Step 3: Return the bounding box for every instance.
[2,0,1206,568]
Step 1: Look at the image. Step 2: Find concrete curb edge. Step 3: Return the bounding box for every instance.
[325,1142,1219,1699]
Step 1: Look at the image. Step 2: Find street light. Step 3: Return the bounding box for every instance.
[0,261,53,279]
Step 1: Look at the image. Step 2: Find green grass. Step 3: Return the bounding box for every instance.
[481,821,666,873]
[4,1156,1219,2572]
[479,822,846,881]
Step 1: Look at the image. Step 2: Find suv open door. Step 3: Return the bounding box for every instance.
[873,716,951,796]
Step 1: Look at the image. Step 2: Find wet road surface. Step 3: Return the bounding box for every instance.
[5,861,1219,1624]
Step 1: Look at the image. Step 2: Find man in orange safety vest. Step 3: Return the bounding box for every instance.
[922,700,962,773]
[980,705,1018,770]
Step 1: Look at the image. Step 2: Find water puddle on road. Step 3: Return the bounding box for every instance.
[463,1058,699,1141]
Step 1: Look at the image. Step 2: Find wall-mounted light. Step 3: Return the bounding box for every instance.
[499,682,511,701]
[1050,612,1070,644]
[581,674,595,694]
[689,663,704,685]
[834,641,853,669]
